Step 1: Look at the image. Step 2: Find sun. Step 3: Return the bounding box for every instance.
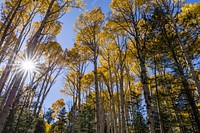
[15,54,39,75]
[21,59,36,73]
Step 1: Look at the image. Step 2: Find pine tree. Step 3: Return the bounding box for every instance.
[34,118,46,133]
[44,108,55,124]
[56,107,67,133]
[132,99,148,133]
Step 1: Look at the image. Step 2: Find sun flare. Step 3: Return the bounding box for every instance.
[21,59,36,72]
[16,54,39,75]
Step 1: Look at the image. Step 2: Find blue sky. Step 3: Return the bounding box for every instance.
[43,0,200,109]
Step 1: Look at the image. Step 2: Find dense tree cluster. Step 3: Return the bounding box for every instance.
[0,0,84,132]
[60,0,200,133]
[0,0,199,133]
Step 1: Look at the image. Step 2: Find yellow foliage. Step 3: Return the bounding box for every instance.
[81,72,94,91]
[74,7,104,48]
[51,113,57,119]
[51,98,65,117]
[45,122,52,133]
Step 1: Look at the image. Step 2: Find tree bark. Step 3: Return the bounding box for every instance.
[119,52,126,133]
[72,91,77,133]
[0,0,22,47]
[165,33,200,132]
[115,74,122,133]
[136,42,155,133]
[94,48,101,133]
[0,72,26,133]
[106,52,118,133]
[77,73,82,133]
[33,73,48,116]
[169,11,200,95]
[140,61,155,133]
[154,57,165,133]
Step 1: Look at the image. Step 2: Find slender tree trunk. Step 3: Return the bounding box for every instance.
[138,52,155,133]
[0,72,27,133]
[0,50,18,93]
[115,74,122,133]
[72,91,77,133]
[119,53,126,133]
[181,77,200,132]
[36,74,54,117]
[94,47,101,133]
[28,83,38,109]
[0,33,23,94]
[77,73,82,133]
[0,6,35,94]
[125,102,129,133]
[169,13,200,95]
[110,88,117,133]
[33,72,49,115]
[0,0,56,129]
[162,69,186,133]
[36,97,45,118]
[27,0,56,56]
[15,95,28,130]
[0,34,14,63]
[0,3,14,33]
[0,0,22,47]
[133,21,155,132]
[154,57,165,133]
[26,80,36,108]
[108,55,117,133]
[171,98,187,133]
[99,88,105,133]
[0,74,15,111]
[158,67,175,133]
[109,101,113,133]
[165,99,175,133]
[166,36,200,132]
